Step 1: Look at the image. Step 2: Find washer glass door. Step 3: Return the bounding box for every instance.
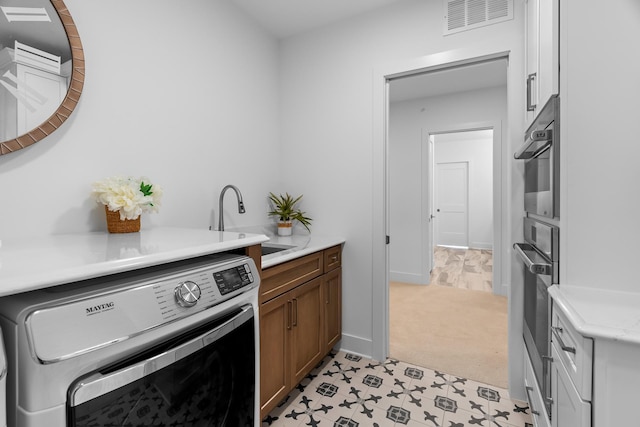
[68,306,255,426]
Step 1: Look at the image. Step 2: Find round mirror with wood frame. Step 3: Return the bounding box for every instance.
[0,0,84,156]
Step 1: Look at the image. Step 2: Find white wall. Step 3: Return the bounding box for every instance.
[435,130,493,249]
[279,0,525,382]
[388,88,505,284]
[560,0,640,292]
[0,0,282,239]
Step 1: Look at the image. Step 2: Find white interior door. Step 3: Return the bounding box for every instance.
[435,161,469,247]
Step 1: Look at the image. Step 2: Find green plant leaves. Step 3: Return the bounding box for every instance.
[267,192,313,232]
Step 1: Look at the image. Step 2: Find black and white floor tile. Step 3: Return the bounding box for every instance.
[263,351,532,427]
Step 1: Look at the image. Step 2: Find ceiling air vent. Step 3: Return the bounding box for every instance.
[443,0,513,35]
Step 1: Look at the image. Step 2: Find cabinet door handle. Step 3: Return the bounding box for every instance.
[287,300,292,330]
[292,298,298,327]
[527,72,537,111]
[525,386,540,416]
[326,285,330,305]
[552,326,576,354]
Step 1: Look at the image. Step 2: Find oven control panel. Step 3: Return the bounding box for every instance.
[24,254,259,363]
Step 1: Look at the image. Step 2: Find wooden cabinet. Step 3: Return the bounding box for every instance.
[259,245,342,419]
[290,277,324,384]
[525,0,559,126]
[323,268,341,352]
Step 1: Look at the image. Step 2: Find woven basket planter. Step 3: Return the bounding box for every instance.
[104,206,140,233]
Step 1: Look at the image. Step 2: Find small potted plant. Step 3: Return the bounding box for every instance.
[268,192,312,236]
[91,176,163,233]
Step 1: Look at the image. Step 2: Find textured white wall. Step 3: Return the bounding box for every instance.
[388,87,506,284]
[0,0,281,239]
[279,0,524,364]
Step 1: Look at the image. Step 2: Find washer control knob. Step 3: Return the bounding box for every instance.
[175,281,201,307]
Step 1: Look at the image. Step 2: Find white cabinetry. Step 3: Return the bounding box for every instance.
[524,344,551,427]
[525,0,559,126]
[549,285,640,426]
[0,47,69,140]
[550,307,592,427]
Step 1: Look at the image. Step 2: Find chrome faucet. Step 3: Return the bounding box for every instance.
[218,184,245,231]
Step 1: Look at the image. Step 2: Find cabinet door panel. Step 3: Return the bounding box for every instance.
[290,277,324,385]
[525,0,540,125]
[323,268,342,352]
[537,0,559,107]
[260,292,291,418]
[551,345,591,427]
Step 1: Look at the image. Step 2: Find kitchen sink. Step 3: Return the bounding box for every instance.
[261,244,295,256]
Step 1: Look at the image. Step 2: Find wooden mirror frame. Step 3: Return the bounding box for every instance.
[0,0,84,156]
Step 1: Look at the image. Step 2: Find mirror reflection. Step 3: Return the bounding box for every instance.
[0,0,72,144]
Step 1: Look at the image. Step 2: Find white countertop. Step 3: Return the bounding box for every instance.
[0,227,269,296]
[228,225,345,269]
[549,284,640,345]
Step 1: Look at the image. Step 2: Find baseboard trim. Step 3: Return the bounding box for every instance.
[389,270,423,284]
[338,333,374,360]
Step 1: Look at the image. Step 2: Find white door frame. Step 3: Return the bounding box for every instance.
[420,131,435,284]
[372,48,512,369]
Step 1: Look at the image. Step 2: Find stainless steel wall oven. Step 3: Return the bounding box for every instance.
[0,253,260,427]
[515,95,559,218]
[514,218,558,418]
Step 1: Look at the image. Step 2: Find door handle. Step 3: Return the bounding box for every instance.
[552,326,577,354]
[525,386,540,416]
[292,298,298,327]
[527,72,537,111]
[287,300,292,330]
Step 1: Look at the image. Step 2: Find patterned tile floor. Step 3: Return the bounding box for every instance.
[431,247,493,292]
[263,351,532,427]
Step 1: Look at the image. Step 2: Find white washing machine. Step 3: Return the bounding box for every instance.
[0,253,260,427]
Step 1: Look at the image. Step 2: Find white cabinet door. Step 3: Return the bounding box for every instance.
[525,0,539,125]
[537,0,559,109]
[16,64,68,135]
[525,0,559,126]
[551,344,591,427]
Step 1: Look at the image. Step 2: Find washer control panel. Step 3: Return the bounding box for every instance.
[25,254,259,363]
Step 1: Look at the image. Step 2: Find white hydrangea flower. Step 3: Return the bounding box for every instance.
[91,176,163,220]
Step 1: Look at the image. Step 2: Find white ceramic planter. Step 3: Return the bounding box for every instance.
[277,221,293,236]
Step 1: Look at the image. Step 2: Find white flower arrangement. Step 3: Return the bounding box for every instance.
[92,176,163,220]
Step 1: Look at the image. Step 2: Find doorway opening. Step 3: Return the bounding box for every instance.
[430,130,494,292]
[386,61,508,387]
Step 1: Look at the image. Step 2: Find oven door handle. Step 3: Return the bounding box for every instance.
[513,243,552,275]
[69,304,254,407]
[514,129,553,160]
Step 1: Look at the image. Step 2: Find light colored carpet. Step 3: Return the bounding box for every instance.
[389,281,508,388]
